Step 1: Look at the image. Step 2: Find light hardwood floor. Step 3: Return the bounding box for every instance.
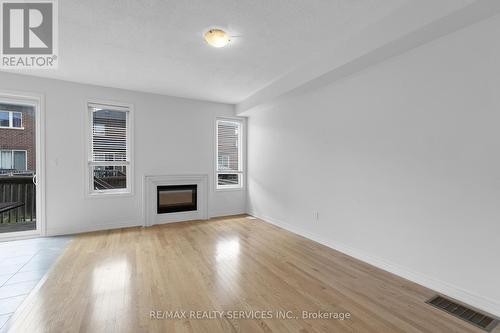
[5,215,492,332]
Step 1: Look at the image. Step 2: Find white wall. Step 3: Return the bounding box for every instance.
[246,14,500,315]
[0,72,245,235]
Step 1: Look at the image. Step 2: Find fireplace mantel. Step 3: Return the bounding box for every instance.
[142,174,208,226]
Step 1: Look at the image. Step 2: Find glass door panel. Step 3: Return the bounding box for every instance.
[0,102,37,234]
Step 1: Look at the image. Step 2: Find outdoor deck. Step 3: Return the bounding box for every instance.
[0,174,36,234]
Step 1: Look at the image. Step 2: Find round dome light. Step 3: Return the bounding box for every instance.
[204,29,230,48]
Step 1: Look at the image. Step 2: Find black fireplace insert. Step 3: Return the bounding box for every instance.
[157,185,197,214]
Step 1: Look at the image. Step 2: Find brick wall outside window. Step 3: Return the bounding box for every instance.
[0,106,36,171]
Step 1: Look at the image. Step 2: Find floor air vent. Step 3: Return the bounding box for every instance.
[426,295,498,331]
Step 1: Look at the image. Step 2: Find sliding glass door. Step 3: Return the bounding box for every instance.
[0,97,39,237]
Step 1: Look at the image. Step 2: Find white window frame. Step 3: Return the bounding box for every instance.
[85,101,134,197]
[0,110,23,129]
[0,149,28,170]
[215,117,244,190]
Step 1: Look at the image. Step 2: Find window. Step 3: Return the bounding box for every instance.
[0,111,22,128]
[87,103,132,195]
[216,118,243,189]
[0,150,27,171]
[0,112,8,127]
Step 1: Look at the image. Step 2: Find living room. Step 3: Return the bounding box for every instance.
[0,1,499,332]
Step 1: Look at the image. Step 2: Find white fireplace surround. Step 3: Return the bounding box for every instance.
[143,174,208,226]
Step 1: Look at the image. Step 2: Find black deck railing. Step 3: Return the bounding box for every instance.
[0,169,34,176]
[93,169,126,190]
[0,175,36,225]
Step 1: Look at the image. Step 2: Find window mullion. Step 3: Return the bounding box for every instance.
[89,161,129,167]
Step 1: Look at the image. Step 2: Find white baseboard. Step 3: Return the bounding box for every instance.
[46,210,246,237]
[248,210,500,317]
[46,219,141,236]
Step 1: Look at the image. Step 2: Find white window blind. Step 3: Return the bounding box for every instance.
[88,103,131,194]
[92,108,127,162]
[216,119,243,189]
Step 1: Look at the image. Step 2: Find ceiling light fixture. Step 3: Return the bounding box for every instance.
[204,29,230,48]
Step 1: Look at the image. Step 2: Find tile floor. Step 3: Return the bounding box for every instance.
[0,236,72,330]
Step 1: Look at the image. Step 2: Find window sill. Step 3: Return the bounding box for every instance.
[215,186,245,192]
[0,126,25,130]
[86,190,134,199]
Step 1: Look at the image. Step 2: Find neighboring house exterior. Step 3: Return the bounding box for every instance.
[0,104,36,174]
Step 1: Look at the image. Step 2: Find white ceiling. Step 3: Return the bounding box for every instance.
[6,0,412,103]
[4,0,486,105]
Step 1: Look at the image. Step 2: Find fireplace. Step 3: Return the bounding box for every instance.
[157,185,197,214]
[144,174,207,226]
